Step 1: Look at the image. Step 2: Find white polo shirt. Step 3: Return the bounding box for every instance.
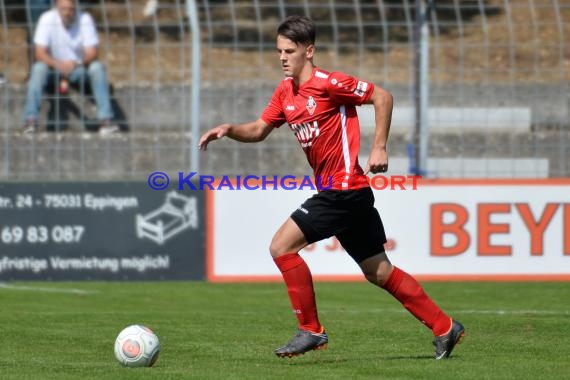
[34,9,99,62]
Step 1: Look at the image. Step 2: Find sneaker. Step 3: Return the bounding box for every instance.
[22,119,37,134]
[275,328,328,358]
[433,320,465,360]
[99,121,119,136]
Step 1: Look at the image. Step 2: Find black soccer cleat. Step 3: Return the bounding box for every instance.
[275,328,328,358]
[433,320,465,360]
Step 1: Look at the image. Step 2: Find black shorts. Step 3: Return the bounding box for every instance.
[290,187,387,263]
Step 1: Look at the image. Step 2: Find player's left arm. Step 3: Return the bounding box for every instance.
[363,86,393,174]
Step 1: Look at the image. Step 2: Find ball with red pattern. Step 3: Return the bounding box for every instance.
[114,324,160,367]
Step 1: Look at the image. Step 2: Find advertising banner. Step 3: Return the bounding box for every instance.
[0,182,204,280]
[208,179,570,281]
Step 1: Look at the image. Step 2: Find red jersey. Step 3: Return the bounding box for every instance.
[260,67,374,191]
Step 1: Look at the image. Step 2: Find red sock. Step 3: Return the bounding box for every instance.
[274,253,322,333]
[382,266,452,336]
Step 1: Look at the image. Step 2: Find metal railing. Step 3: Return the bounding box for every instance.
[0,0,568,180]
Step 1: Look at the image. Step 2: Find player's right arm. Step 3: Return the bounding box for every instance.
[198,118,274,151]
[199,81,286,151]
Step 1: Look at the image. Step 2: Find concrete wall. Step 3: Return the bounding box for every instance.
[2,83,568,131]
[0,83,568,180]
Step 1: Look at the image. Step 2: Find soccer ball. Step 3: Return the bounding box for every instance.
[114,324,160,367]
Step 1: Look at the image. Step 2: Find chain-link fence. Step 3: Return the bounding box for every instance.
[1,0,569,180]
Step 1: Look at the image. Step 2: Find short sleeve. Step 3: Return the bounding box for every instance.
[327,72,375,106]
[81,13,99,47]
[260,84,286,127]
[33,12,51,46]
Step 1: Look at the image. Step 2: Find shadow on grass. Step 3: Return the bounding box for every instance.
[272,353,443,365]
[380,354,437,360]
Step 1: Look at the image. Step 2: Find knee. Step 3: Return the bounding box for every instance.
[269,233,297,258]
[268,237,283,258]
[362,262,393,287]
[87,61,106,76]
[29,62,49,79]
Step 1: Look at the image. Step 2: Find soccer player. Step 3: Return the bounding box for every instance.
[198,15,465,359]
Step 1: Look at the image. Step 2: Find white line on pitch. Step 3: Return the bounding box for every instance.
[328,308,570,316]
[454,309,570,316]
[0,282,97,295]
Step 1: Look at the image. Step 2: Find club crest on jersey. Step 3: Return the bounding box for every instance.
[306,96,317,116]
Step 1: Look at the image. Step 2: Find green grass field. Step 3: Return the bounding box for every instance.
[1,281,569,379]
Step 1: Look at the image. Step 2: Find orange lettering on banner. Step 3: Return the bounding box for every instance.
[430,203,470,256]
[478,203,512,256]
[515,203,559,256]
[431,201,569,258]
[562,203,570,256]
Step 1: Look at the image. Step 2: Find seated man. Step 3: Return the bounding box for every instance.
[22,0,118,135]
